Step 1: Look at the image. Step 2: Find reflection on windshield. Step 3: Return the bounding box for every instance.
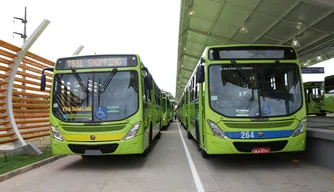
[94,71,138,121]
[209,64,302,117]
[311,86,324,102]
[52,71,138,122]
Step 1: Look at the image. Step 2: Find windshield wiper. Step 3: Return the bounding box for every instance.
[231,60,252,87]
[265,60,279,81]
[231,60,256,103]
[98,68,118,94]
[71,69,89,93]
[97,68,118,107]
[71,69,91,105]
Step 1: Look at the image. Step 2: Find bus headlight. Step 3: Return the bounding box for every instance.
[291,118,307,137]
[50,125,64,141]
[123,122,141,140]
[207,120,228,139]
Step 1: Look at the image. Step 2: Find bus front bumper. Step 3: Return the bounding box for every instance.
[204,132,306,154]
[51,133,146,155]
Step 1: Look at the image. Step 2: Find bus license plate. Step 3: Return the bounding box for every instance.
[84,150,102,156]
[252,147,270,154]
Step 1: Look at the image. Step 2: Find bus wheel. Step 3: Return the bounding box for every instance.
[200,148,209,158]
[142,148,149,157]
[156,122,161,139]
[187,131,192,139]
[148,126,153,151]
[156,131,161,139]
[142,126,153,157]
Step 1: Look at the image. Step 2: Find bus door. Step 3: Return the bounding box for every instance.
[142,75,150,129]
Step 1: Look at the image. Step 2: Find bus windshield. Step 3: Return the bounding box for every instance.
[310,84,324,103]
[325,76,334,94]
[52,71,139,122]
[209,63,303,117]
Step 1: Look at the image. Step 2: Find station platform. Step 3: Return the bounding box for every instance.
[0,122,333,192]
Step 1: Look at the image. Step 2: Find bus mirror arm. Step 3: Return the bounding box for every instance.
[196,65,205,83]
[40,67,54,91]
[145,74,153,90]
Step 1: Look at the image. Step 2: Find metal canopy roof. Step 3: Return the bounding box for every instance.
[175,0,334,100]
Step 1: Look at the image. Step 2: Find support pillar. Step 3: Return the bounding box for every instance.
[1,19,50,156]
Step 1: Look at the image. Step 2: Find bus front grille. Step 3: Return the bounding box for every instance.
[224,121,294,129]
[233,141,288,152]
[68,144,119,154]
[62,125,125,132]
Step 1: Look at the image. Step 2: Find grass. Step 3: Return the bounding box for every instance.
[0,150,54,175]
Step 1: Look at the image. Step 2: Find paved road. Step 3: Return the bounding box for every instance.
[307,116,334,130]
[1,122,333,192]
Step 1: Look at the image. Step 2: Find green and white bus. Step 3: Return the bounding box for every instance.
[303,81,326,116]
[161,92,172,129]
[324,75,334,113]
[179,44,307,157]
[40,54,162,157]
[177,93,187,129]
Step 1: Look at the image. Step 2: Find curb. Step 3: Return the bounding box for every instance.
[0,155,66,182]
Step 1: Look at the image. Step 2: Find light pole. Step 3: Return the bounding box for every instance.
[13,6,28,44]
[13,6,28,126]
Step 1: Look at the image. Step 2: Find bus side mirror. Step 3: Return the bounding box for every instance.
[40,74,46,91]
[196,65,205,83]
[40,67,54,91]
[145,75,153,90]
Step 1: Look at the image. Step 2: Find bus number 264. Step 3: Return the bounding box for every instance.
[241,131,254,139]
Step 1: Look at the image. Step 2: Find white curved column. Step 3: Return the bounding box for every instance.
[5,19,50,148]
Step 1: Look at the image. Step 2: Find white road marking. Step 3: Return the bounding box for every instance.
[176,121,205,192]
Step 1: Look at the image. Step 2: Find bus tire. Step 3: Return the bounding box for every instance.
[141,124,153,157]
[142,148,149,157]
[148,125,153,151]
[187,131,192,139]
[156,121,161,139]
[200,148,209,159]
[156,131,161,139]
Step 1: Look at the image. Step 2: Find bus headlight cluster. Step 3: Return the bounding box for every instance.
[207,120,228,139]
[50,125,64,141]
[291,118,307,137]
[123,122,141,140]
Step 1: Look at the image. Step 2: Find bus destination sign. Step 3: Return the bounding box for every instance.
[208,46,297,60]
[56,55,137,70]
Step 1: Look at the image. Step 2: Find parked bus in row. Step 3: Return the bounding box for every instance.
[161,91,173,129]
[177,44,307,158]
[40,54,162,157]
[324,74,334,113]
[303,81,326,116]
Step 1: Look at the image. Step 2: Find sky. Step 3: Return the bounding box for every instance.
[1,0,334,99]
[0,0,181,97]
